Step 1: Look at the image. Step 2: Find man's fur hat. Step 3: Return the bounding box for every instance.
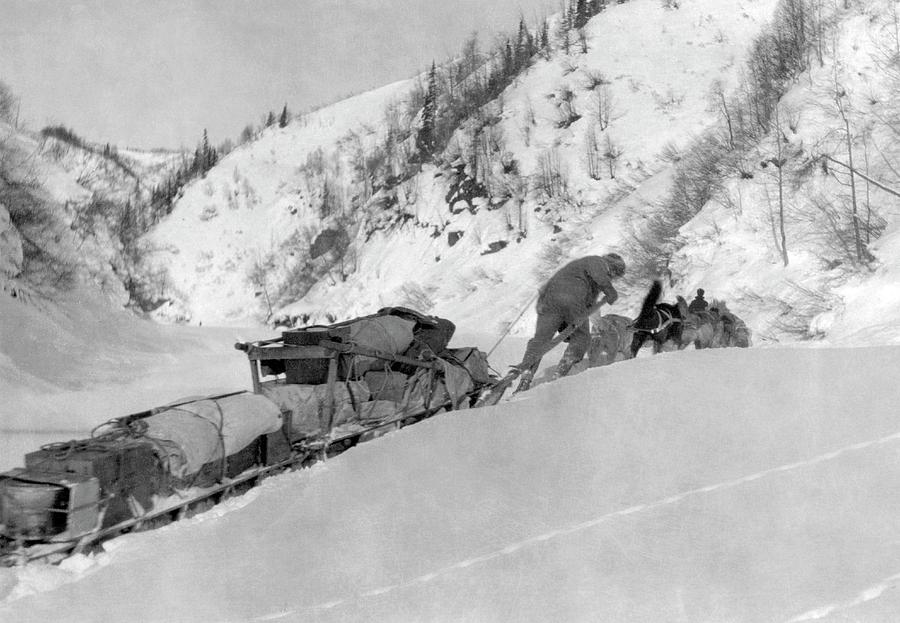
[604,253,626,278]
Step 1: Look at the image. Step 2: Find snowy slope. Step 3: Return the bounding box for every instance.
[144,80,416,325]
[5,2,900,620]
[0,289,254,474]
[137,0,900,352]
[3,342,900,622]
[0,122,181,305]
[146,0,781,336]
[287,0,784,333]
[669,3,900,345]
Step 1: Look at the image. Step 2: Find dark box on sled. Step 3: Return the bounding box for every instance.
[25,441,161,527]
[282,327,339,384]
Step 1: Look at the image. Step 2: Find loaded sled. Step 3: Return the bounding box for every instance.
[0,307,494,566]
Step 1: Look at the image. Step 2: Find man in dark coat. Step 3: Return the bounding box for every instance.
[688,288,708,313]
[516,253,625,389]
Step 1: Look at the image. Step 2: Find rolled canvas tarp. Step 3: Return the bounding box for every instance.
[143,393,282,478]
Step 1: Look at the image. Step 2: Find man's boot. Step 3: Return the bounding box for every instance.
[513,363,537,393]
[553,354,579,379]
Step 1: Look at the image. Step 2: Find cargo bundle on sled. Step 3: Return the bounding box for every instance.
[0,308,494,566]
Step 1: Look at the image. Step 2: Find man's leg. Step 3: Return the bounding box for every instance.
[520,310,564,368]
[554,319,591,378]
[516,310,565,392]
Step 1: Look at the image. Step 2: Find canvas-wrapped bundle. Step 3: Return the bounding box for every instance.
[400,360,474,413]
[340,315,416,378]
[260,380,371,436]
[143,393,283,478]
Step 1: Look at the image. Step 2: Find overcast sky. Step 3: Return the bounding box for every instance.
[0,0,556,150]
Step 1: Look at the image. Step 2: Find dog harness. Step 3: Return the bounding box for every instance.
[631,307,681,335]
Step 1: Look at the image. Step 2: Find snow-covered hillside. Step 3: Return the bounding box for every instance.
[669,1,900,346]
[136,0,900,353]
[5,3,900,620]
[146,0,784,334]
[0,122,181,306]
[144,80,416,325]
[5,0,900,348]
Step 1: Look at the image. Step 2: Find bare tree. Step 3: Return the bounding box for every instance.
[577,28,588,54]
[887,0,900,56]
[585,126,603,180]
[832,84,863,262]
[810,0,828,66]
[594,84,613,131]
[519,96,536,146]
[709,80,735,149]
[534,148,567,199]
[556,86,580,128]
[603,133,624,179]
[796,191,881,270]
[581,69,608,91]
[768,104,790,266]
[472,123,504,195]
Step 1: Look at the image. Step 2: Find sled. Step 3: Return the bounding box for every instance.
[0,310,491,567]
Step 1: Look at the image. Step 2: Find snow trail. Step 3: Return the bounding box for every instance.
[253,428,900,620]
[784,571,900,622]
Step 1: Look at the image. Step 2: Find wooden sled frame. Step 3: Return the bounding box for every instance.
[236,335,444,435]
[0,335,465,567]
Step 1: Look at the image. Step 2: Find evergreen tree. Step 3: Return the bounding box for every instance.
[279,103,289,128]
[208,144,218,170]
[515,18,532,67]
[539,20,550,52]
[192,146,203,176]
[239,124,255,144]
[503,39,515,77]
[197,129,217,175]
[265,110,276,127]
[415,62,439,156]
[558,8,572,54]
[201,129,210,162]
[574,0,590,29]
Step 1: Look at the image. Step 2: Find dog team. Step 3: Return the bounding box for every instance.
[516,253,751,386]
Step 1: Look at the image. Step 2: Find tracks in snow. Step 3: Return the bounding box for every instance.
[252,429,900,621]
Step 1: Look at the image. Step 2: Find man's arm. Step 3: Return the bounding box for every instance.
[598,281,618,305]
[587,258,619,304]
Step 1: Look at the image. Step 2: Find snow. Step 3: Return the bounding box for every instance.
[0,289,253,472]
[5,0,900,621]
[145,0,782,331]
[3,320,900,621]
